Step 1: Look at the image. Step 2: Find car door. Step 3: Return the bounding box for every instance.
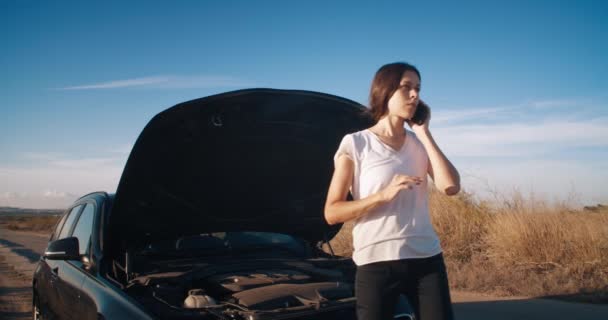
[42,204,83,318]
[66,201,99,320]
[55,202,96,320]
[36,208,68,315]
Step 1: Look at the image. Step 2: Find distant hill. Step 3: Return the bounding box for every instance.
[0,206,20,211]
[0,206,63,216]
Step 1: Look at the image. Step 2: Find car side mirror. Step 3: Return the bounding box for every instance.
[44,237,80,261]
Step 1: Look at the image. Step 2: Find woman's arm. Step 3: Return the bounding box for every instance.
[410,106,460,196]
[324,155,422,225]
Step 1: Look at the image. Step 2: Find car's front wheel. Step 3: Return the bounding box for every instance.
[33,294,45,320]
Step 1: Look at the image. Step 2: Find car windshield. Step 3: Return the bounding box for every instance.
[140,231,308,258]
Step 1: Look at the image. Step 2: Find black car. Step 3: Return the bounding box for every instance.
[32,89,413,320]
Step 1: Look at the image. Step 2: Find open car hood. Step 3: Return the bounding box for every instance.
[108,88,373,248]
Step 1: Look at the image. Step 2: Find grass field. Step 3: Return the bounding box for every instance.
[0,214,61,232]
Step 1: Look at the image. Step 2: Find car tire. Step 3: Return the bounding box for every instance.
[33,294,45,320]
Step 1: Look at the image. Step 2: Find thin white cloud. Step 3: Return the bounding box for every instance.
[529,99,583,109]
[42,190,79,199]
[457,158,608,206]
[57,75,255,90]
[1,192,26,200]
[431,98,603,126]
[429,97,607,157]
[1,150,128,208]
[432,106,510,125]
[105,144,133,155]
[0,164,121,208]
[433,117,608,157]
[0,191,80,209]
[51,157,122,169]
[157,75,255,89]
[59,76,168,90]
[20,152,124,169]
[22,152,65,161]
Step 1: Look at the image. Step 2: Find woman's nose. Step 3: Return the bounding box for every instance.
[410,89,418,99]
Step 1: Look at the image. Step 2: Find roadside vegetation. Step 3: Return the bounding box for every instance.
[329,189,608,303]
[0,215,61,233]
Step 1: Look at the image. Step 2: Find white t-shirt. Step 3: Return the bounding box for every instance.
[334,129,442,266]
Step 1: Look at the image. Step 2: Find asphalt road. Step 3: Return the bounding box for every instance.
[1,227,607,320]
[0,228,49,320]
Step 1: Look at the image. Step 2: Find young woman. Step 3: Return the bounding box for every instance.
[324,62,460,320]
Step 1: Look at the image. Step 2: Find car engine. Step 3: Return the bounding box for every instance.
[122,258,357,320]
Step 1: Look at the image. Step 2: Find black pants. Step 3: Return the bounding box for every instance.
[355,253,454,320]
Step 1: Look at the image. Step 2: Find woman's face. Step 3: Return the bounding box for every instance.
[386,70,421,120]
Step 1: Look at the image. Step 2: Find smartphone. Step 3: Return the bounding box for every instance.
[411,100,430,125]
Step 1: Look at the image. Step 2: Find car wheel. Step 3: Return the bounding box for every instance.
[33,294,45,320]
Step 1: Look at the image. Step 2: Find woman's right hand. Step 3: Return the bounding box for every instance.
[379,174,422,203]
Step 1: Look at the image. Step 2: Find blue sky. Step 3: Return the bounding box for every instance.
[1,0,607,208]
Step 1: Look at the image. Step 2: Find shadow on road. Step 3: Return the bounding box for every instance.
[0,238,41,263]
[454,297,608,320]
[542,292,608,304]
[0,311,31,320]
[0,286,30,295]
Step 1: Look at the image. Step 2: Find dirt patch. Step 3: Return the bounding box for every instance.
[0,255,32,320]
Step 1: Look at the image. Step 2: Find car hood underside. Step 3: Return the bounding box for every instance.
[108,89,373,251]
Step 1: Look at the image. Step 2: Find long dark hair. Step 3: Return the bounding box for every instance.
[368,62,424,123]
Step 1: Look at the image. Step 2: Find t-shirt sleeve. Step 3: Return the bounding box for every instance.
[333,134,356,164]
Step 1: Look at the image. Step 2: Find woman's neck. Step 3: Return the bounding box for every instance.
[372,115,406,137]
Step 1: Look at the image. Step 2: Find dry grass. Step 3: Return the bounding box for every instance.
[478,209,608,300]
[0,215,60,233]
[328,188,608,302]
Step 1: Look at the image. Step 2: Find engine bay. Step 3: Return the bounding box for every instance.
[121,258,357,320]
